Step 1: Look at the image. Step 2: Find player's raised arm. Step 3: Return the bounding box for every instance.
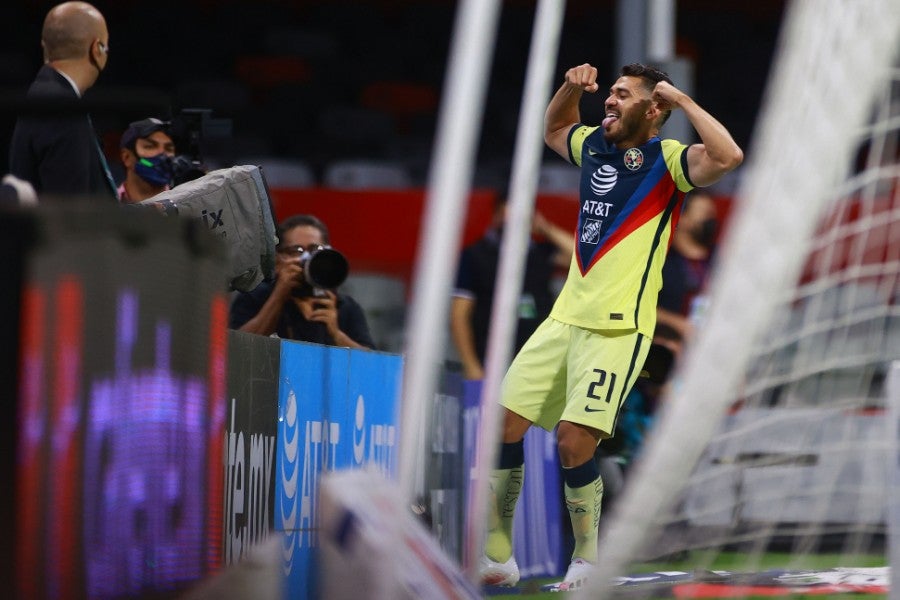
[652,81,744,187]
[544,63,600,161]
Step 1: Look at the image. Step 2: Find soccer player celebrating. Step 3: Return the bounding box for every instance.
[480,63,743,590]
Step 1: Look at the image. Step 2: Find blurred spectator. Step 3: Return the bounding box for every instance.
[657,190,719,338]
[612,324,682,465]
[229,214,375,350]
[450,192,572,380]
[595,323,683,509]
[8,2,116,200]
[117,118,175,203]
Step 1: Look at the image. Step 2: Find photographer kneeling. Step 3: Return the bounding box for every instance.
[229,214,375,350]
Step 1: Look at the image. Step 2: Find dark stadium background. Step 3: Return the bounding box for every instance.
[0,0,786,185]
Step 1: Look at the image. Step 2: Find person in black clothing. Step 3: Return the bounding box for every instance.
[8,2,116,200]
[229,214,375,350]
[450,193,572,380]
[657,190,719,339]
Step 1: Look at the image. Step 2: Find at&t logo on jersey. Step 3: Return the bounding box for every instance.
[589,164,617,196]
[581,219,602,244]
[624,148,644,171]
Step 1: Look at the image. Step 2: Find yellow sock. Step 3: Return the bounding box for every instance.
[484,465,523,562]
[564,475,603,563]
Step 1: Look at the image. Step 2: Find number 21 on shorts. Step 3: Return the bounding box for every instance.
[586,368,616,404]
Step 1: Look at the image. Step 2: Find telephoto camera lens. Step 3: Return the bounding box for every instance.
[303,247,349,289]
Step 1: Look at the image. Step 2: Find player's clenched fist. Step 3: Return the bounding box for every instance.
[651,80,688,111]
[564,63,599,93]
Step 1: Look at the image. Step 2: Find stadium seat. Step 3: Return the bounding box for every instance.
[472,159,511,190]
[537,162,581,193]
[382,135,433,186]
[360,81,438,134]
[219,133,274,161]
[259,81,331,134]
[316,105,396,153]
[234,55,311,90]
[237,157,317,188]
[262,27,340,62]
[323,160,413,190]
[340,273,407,353]
[174,79,251,114]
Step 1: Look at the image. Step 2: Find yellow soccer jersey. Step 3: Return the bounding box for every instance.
[550,125,694,336]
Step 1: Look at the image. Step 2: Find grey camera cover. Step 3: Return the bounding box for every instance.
[141,165,277,291]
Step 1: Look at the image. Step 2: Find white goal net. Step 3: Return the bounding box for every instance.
[581,0,900,597]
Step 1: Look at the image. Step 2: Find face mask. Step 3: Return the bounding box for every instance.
[134,153,172,187]
[691,218,718,248]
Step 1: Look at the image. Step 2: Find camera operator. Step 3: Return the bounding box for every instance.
[117,117,175,203]
[229,214,375,350]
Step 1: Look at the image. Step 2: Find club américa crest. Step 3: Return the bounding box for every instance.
[623,148,644,171]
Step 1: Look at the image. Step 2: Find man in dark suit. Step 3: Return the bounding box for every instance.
[8,1,116,200]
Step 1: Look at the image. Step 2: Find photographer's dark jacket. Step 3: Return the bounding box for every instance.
[229,282,376,349]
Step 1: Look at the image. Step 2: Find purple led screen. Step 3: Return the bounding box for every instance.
[15,205,227,600]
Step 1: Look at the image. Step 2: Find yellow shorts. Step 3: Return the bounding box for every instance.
[500,317,650,436]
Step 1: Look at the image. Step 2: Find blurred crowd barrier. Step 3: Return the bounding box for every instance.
[9,202,228,599]
[224,330,403,600]
[5,200,568,599]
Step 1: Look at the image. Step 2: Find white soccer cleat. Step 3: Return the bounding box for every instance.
[479,554,520,587]
[540,557,594,592]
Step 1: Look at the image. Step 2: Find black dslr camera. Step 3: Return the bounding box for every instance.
[282,244,349,298]
[169,108,233,185]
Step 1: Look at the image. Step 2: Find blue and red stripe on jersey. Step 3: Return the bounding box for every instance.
[576,145,683,276]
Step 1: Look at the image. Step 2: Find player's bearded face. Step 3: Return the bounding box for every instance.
[604,98,651,145]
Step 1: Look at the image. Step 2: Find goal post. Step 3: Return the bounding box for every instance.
[890,361,900,597]
[580,0,900,596]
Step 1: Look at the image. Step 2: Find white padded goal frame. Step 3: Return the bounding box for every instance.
[890,362,900,600]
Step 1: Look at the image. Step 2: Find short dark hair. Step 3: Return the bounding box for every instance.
[621,63,673,88]
[120,118,171,151]
[278,214,331,246]
[621,63,674,126]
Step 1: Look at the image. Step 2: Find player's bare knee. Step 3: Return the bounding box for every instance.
[557,438,594,467]
[556,421,601,467]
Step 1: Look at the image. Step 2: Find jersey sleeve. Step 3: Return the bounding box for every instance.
[567,125,598,166]
[661,139,695,192]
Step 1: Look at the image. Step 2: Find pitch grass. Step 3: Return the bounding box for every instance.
[488,551,887,599]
